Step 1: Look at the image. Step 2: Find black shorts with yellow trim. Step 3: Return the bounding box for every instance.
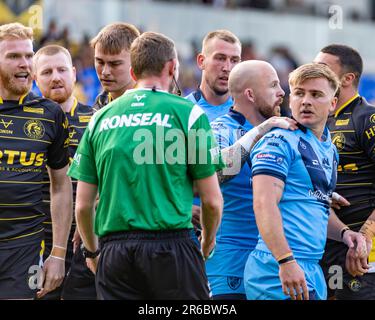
[0,240,44,299]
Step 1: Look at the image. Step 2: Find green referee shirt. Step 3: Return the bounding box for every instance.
[68,88,223,236]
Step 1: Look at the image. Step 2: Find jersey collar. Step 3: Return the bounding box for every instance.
[0,93,28,105]
[334,93,360,118]
[228,107,247,126]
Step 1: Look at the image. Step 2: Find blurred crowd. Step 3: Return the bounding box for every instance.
[33,19,298,115]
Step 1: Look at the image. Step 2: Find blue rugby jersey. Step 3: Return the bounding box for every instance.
[210,108,258,250]
[186,89,233,123]
[251,125,338,261]
[186,89,234,208]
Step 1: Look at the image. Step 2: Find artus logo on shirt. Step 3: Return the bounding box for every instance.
[99,113,173,131]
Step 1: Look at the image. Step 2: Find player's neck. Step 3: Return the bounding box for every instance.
[137,77,170,92]
[336,87,358,110]
[200,82,229,106]
[110,80,136,100]
[234,104,265,127]
[60,96,76,113]
[0,86,27,101]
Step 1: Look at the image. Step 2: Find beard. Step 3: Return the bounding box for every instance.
[0,67,31,97]
[46,84,74,104]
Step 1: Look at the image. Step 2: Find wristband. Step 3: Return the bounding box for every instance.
[278,255,295,265]
[51,245,67,259]
[340,226,350,240]
[50,255,65,261]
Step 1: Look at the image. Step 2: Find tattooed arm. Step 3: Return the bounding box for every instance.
[216,117,297,184]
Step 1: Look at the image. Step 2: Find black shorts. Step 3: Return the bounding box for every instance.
[0,241,44,299]
[61,243,97,300]
[321,240,375,299]
[96,229,210,300]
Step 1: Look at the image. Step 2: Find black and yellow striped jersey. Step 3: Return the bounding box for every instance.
[328,94,375,228]
[0,92,70,248]
[42,98,93,226]
[92,91,113,112]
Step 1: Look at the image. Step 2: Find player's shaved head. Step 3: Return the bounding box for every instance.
[229,60,274,98]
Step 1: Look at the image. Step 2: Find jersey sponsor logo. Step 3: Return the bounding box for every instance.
[64,137,70,148]
[131,94,146,107]
[263,133,287,143]
[337,163,358,172]
[63,118,69,129]
[256,153,284,164]
[332,132,346,151]
[23,106,44,115]
[69,129,77,139]
[0,149,45,166]
[78,115,91,123]
[227,276,241,290]
[365,126,375,140]
[0,119,14,134]
[370,114,375,123]
[73,153,81,165]
[23,119,45,139]
[99,113,172,131]
[335,119,350,126]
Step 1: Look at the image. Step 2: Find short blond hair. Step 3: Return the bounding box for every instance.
[289,63,340,95]
[0,22,33,42]
[202,29,241,54]
[90,22,140,55]
[34,45,73,70]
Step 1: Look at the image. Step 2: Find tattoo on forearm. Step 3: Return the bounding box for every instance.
[273,182,284,191]
[360,220,375,238]
[217,145,250,184]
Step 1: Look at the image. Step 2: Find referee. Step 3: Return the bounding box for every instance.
[68,31,223,299]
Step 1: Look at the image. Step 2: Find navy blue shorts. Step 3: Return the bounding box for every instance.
[0,241,43,299]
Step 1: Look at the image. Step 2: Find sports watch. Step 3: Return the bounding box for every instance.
[81,243,100,259]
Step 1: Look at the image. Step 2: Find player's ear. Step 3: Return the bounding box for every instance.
[197,53,205,71]
[72,66,77,83]
[245,88,255,103]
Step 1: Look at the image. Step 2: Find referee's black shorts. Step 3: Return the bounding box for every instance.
[96,229,210,300]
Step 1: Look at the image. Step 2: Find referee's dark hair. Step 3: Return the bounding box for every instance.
[320,44,363,88]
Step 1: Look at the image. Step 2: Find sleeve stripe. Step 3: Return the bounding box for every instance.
[188,104,205,131]
[252,169,286,182]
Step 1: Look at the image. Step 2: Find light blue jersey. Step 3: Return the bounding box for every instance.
[244,125,338,300]
[186,89,233,122]
[205,108,258,297]
[186,89,233,208]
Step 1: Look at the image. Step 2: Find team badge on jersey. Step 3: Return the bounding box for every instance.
[227,277,241,290]
[332,132,346,151]
[370,113,375,123]
[23,119,45,139]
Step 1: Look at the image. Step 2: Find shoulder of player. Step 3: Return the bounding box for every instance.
[23,94,65,118]
[76,102,94,115]
[348,97,375,131]
[211,114,235,130]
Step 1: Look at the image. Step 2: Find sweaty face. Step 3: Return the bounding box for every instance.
[94,44,132,98]
[254,67,285,118]
[35,52,76,104]
[200,38,241,96]
[0,39,33,98]
[289,78,336,132]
